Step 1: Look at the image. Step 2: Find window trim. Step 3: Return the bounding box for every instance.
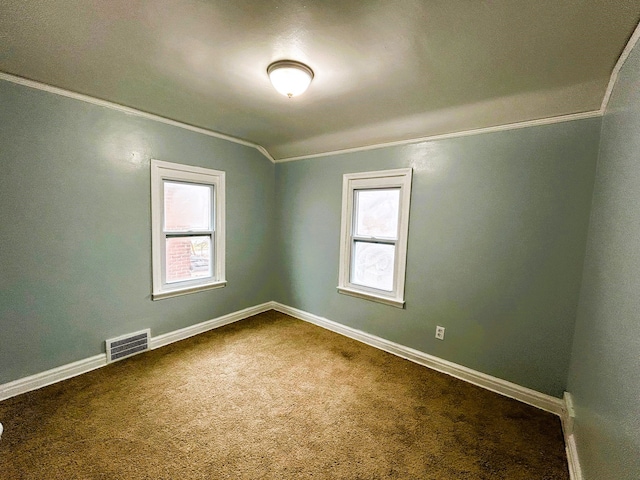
[337,168,412,308]
[151,159,226,300]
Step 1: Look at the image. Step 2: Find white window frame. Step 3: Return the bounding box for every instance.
[337,168,412,308]
[151,159,226,300]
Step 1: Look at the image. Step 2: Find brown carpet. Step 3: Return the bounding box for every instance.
[0,310,569,479]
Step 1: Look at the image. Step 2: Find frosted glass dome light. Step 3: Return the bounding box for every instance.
[267,60,314,98]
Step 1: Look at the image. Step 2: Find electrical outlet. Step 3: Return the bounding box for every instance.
[435,326,445,340]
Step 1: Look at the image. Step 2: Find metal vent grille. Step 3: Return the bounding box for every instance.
[106,329,150,363]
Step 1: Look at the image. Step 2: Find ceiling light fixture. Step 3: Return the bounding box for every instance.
[267,60,314,98]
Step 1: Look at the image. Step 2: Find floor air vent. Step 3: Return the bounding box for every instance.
[106,329,151,363]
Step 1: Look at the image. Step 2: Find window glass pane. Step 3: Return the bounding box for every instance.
[354,189,400,238]
[164,181,212,232]
[166,236,212,283]
[351,241,395,291]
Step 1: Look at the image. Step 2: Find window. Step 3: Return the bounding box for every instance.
[337,168,412,308]
[151,159,226,300]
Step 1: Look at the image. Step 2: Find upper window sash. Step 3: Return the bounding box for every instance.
[162,180,214,234]
[338,168,412,308]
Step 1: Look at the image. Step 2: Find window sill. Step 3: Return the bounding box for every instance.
[337,286,405,309]
[152,280,227,300]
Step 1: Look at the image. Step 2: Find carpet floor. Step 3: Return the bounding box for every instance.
[0,310,569,479]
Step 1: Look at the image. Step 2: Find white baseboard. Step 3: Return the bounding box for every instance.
[562,391,576,436]
[561,391,583,480]
[0,354,107,402]
[565,432,583,480]
[149,302,273,350]
[0,302,273,402]
[1,300,564,418]
[275,302,581,476]
[271,302,565,416]
[1,300,579,475]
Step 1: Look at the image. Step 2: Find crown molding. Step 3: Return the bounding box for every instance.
[275,110,603,163]
[601,19,640,113]
[0,71,275,164]
[3,57,624,166]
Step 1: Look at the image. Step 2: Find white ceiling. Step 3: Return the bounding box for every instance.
[1,1,639,160]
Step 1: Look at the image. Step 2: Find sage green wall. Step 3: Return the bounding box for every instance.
[567,39,640,479]
[0,80,275,384]
[0,70,612,411]
[274,119,600,397]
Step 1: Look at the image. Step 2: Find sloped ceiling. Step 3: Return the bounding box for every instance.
[1,0,639,160]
